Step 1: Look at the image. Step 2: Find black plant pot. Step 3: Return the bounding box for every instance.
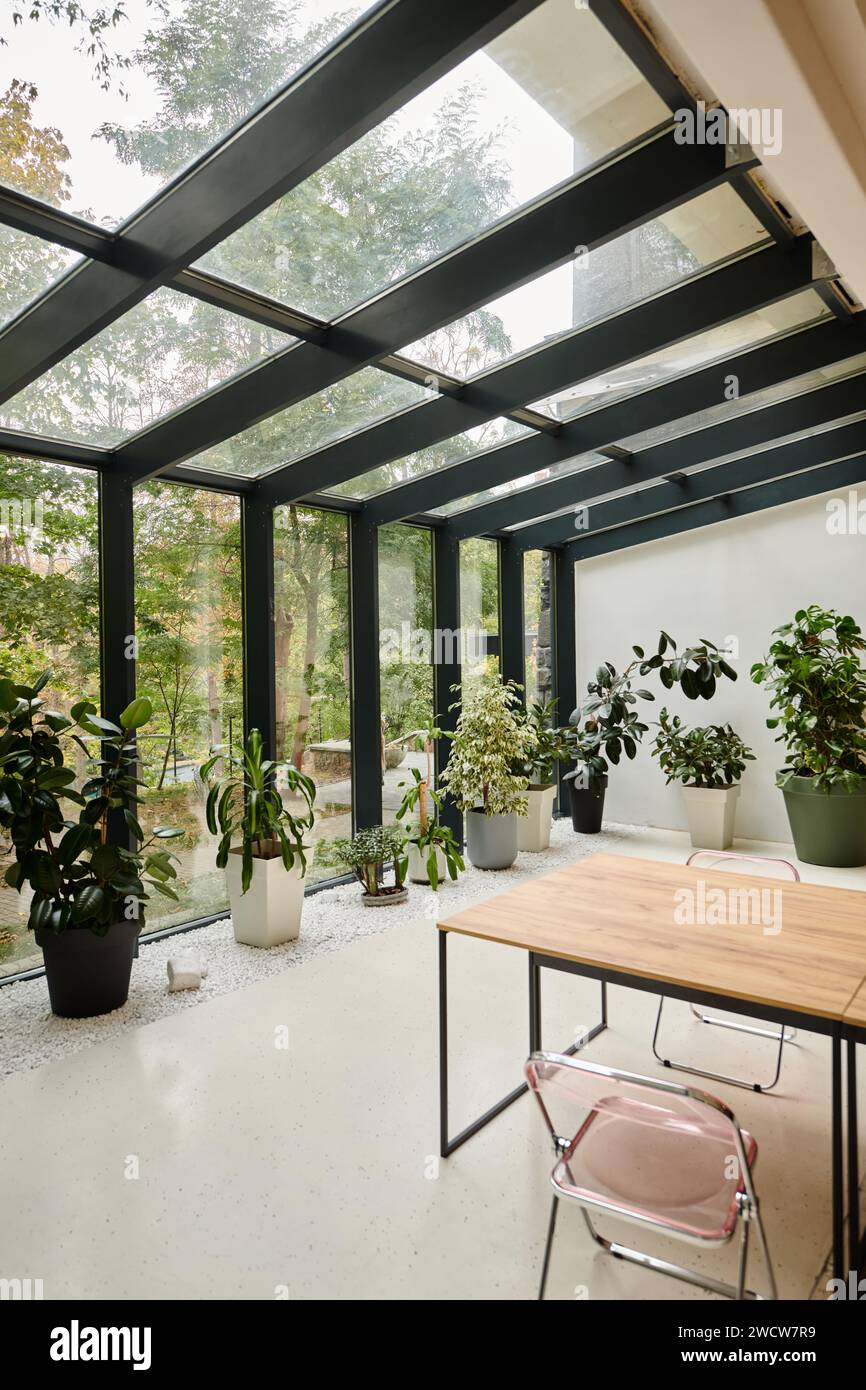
[35,917,141,1018]
[566,774,607,834]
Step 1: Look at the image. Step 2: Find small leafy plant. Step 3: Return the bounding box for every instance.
[651,709,754,788]
[565,633,738,796]
[332,825,408,897]
[395,728,464,889]
[440,678,533,816]
[751,605,866,792]
[517,697,571,786]
[0,670,182,935]
[201,728,316,894]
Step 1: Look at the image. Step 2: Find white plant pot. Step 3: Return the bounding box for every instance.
[407,842,447,884]
[517,784,557,852]
[225,846,307,947]
[681,785,741,851]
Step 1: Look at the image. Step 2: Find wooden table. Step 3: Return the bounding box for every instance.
[437,852,866,1282]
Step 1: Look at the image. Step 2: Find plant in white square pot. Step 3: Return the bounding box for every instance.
[651,709,754,850]
[202,729,315,947]
[395,727,464,887]
[439,678,533,870]
[515,697,570,852]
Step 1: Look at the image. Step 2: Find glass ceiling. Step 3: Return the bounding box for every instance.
[400,183,768,380]
[0,224,81,330]
[194,0,669,320]
[0,288,294,447]
[0,1,381,227]
[326,418,534,500]
[183,367,436,479]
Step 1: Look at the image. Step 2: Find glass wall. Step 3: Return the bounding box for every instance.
[273,505,352,883]
[459,538,500,687]
[133,482,243,931]
[0,458,99,977]
[523,550,553,709]
[378,524,434,825]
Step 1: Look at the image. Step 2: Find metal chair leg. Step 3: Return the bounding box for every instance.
[538,1193,559,1301]
[690,1002,797,1044]
[653,995,792,1093]
[581,1208,772,1300]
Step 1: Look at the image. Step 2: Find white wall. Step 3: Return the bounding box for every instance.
[574,485,866,842]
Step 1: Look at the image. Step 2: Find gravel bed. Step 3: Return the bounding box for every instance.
[0,820,640,1078]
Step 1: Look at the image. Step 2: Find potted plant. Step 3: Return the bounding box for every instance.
[751,605,866,866]
[201,728,316,946]
[333,825,409,905]
[440,678,533,869]
[651,709,754,850]
[515,697,570,852]
[395,728,464,887]
[0,670,182,1018]
[565,634,738,833]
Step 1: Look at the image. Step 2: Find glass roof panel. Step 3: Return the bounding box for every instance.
[0,1,381,226]
[195,0,669,318]
[325,418,534,499]
[0,224,80,328]
[529,287,832,420]
[183,367,436,479]
[400,184,769,379]
[0,288,293,446]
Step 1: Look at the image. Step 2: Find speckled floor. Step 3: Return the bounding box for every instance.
[1,827,864,1301]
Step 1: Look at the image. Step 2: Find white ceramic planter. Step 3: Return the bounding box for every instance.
[225,845,307,947]
[407,842,447,885]
[517,784,557,852]
[681,785,741,851]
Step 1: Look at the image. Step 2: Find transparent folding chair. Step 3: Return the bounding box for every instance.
[652,850,800,1093]
[526,1051,777,1301]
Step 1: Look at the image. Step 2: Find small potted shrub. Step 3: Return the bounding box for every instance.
[565,634,738,833]
[751,605,866,866]
[651,709,754,850]
[440,678,533,869]
[515,697,570,852]
[0,671,181,1018]
[395,728,464,887]
[202,728,316,946]
[333,825,409,904]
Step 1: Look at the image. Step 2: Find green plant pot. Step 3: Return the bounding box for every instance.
[781,776,866,867]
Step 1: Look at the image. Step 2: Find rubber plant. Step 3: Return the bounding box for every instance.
[651,709,754,788]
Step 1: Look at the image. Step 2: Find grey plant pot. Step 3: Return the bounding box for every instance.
[465,809,518,870]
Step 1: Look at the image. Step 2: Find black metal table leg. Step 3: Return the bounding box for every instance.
[832,1034,845,1281]
[847,1038,860,1278]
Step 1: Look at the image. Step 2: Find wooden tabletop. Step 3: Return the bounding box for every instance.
[438,853,866,1022]
[843,976,866,1033]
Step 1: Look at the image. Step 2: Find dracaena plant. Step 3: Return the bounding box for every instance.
[0,670,182,935]
[439,677,534,816]
[516,696,571,785]
[651,709,754,789]
[201,728,316,894]
[751,605,866,792]
[395,726,464,890]
[565,633,738,796]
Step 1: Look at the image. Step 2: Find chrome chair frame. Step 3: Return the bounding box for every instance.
[529,1050,777,1302]
[652,850,800,1093]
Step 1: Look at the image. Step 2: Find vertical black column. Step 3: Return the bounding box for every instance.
[98,472,136,849]
[241,493,277,756]
[553,546,577,814]
[433,526,462,843]
[498,537,525,695]
[349,512,383,830]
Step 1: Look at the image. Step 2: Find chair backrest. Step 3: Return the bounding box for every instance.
[525,1051,752,1177]
[686,849,800,882]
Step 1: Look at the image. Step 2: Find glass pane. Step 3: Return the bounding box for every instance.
[460,537,500,686]
[0,224,80,328]
[0,2,381,226]
[378,524,434,827]
[134,482,243,931]
[273,505,351,883]
[185,366,434,479]
[523,550,553,708]
[530,287,831,421]
[196,0,668,318]
[0,288,292,447]
[401,185,768,379]
[327,418,533,499]
[439,449,604,515]
[0,458,99,979]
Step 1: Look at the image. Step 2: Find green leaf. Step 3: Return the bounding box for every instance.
[119,697,152,730]
[72,884,106,922]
